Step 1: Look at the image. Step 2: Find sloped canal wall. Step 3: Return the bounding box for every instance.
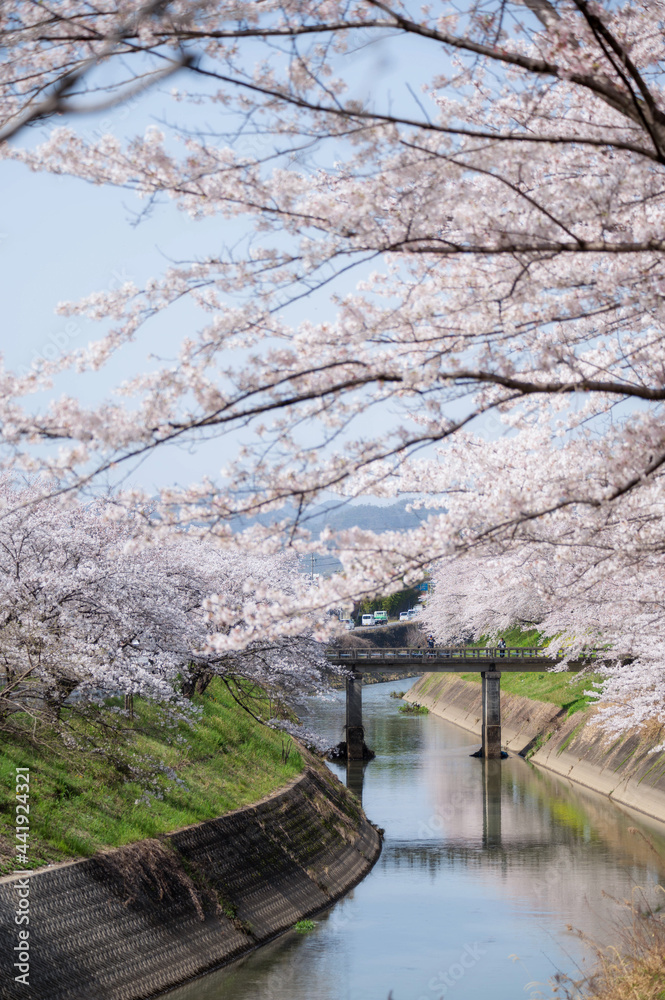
[0,764,381,1000]
[406,673,665,824]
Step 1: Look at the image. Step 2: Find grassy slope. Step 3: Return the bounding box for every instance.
[461,625,601,717]
[0,679,303,875]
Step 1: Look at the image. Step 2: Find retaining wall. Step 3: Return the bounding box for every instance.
[406,673,665,824]
[0,764,381,1000]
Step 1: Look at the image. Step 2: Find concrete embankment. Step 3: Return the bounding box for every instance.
[0,763,381,1000]
[405,673,665,824]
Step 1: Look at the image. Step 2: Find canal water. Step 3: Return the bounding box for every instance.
[164,677,665,1000]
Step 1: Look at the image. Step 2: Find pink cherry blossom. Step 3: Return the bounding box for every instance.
[2,1,665,737]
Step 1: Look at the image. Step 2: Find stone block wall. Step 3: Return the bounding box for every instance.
[0,765,381,1000]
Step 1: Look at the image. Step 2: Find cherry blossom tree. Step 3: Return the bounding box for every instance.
[2,1,665,733]
[0,479,330,734]
[423,533,665,741]
[421,550,551,647]
[0,1,192,142]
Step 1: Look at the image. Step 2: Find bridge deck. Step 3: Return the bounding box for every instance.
[332,647,600,760]
[326,646,593,672]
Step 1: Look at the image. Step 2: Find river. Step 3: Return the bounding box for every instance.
[164,676,665,1000]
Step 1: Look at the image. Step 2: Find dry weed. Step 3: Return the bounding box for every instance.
[552,878,665,999]
[93,838,217,921]
[639,718,665,746]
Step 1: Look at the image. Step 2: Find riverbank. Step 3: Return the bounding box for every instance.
[405,673,665,824]
[167,676,665,1000]
[0,678,305,874]
[0,761,381,1000]
[559,908,665,1000]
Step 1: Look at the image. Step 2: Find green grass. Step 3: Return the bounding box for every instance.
[419,674,439,695]
[0,679,303,874]
[524,731,552,760]
[294,919,316,933]
[398,703,429,715]
[557,719,588,755]
[461,626,602,716]
[466,625,545,650]
[460,669,601,715]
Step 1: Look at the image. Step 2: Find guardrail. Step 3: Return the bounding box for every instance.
[325,646,598,661]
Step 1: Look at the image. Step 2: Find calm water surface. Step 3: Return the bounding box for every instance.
[165,677,665,1000]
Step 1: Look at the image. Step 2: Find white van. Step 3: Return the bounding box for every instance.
[361,614,374,627]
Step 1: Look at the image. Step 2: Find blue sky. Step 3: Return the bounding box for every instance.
[2,26,456,496]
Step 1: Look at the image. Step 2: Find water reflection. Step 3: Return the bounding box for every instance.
[482,760,502,848]
[163,678,665,1000]
[345,760,367,803]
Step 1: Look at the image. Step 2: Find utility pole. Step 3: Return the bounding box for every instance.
[310,552,316,585]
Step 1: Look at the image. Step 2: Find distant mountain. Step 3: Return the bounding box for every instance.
[273,498,445,577]
[295,498,439,535]
[166,497,443,576]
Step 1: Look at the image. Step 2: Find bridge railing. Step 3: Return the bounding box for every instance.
[325,646,600,661]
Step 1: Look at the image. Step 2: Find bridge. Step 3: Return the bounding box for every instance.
[325,646,599,761]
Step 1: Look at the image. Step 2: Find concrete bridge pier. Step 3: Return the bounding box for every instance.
[346,670,365,760]
[481,670,502,759]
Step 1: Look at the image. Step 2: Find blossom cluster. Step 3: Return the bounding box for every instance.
[2,2,665,737]
[0,479,330,728]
